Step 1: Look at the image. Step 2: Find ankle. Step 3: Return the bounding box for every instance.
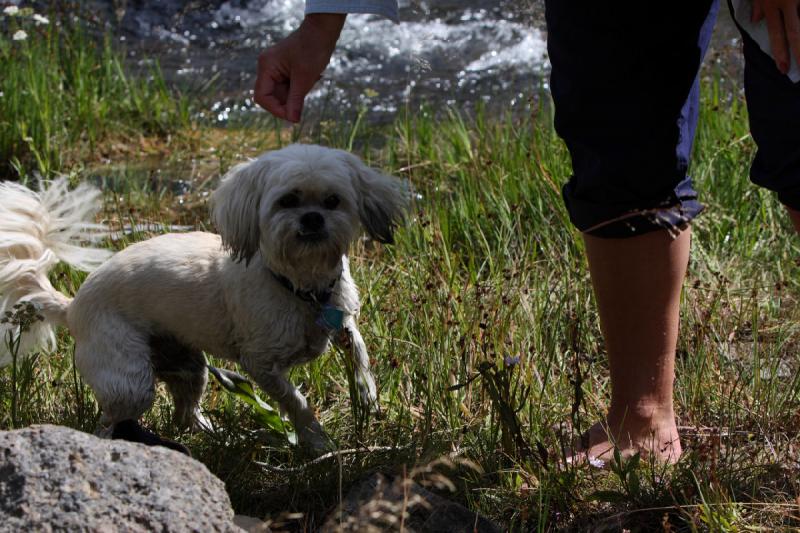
[607,399,676,430]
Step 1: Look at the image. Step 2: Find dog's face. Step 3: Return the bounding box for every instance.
[258,155,362,276]
[211,144,405,284]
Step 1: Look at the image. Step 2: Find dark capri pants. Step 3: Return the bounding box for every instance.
[545,0,800,238]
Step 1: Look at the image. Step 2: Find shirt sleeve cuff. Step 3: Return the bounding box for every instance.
[305,1,399,23]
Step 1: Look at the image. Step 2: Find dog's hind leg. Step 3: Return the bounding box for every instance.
[73,316,190,454]
[150,334,209,431]
[164,367,209,431]
[73,318,156,436]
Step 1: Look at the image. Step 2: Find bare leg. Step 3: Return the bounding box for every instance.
[574,228,689,464]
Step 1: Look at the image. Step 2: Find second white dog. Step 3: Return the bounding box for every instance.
[0,144,406,453]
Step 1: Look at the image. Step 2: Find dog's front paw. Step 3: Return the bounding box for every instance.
[297,420,335,457]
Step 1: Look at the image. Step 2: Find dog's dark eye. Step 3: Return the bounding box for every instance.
[278,193,300,209]
[323,195,340,210]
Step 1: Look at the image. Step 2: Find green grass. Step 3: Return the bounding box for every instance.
[0,6,188,178]
[2,12,800,531]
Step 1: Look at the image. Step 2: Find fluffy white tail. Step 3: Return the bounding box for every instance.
[0,178,112,366]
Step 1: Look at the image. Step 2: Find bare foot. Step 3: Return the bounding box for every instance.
[567,415,682,467]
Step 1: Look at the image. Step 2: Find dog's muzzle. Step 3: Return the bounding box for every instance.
[298,212,328,242]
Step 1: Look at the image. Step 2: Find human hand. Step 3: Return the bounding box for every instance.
[752,0,800,74]
[254,13,346,122]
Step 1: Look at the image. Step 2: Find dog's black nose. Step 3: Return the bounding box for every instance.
[300,211,325,232]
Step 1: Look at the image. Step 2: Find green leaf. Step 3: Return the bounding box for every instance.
[207,365,297,445]
[626,451,641,473]
[627,469,640,497]
[609,447,624,476]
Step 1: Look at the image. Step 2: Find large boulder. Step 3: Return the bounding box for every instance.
[0,424,241,532]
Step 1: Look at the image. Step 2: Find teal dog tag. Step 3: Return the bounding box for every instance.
[317,304,345,331]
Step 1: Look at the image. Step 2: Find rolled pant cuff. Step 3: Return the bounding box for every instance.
[577,200,704,238]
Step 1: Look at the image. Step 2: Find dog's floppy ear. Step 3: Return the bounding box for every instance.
[339,151,407,244]
[211,158,269,264]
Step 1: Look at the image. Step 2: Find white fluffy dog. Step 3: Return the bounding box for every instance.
[0,144,405,453]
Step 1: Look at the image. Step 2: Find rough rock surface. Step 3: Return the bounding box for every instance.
[233,514,271,532]
[0,424,241,532]
[321,472,502,532]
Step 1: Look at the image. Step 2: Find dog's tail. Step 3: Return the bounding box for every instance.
[0,177,112,366]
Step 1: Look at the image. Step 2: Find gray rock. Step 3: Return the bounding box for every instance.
[322,472,502,533]
[233,515,271,533]
[0,424,241,532]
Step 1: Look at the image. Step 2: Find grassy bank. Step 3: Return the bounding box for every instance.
[2,9,800,532]
[0,6,188,178]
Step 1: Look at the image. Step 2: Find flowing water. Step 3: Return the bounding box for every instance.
[7,0,747,126]
[59,0,746,194]
[96,0,549,124]
[82,0,745,125]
